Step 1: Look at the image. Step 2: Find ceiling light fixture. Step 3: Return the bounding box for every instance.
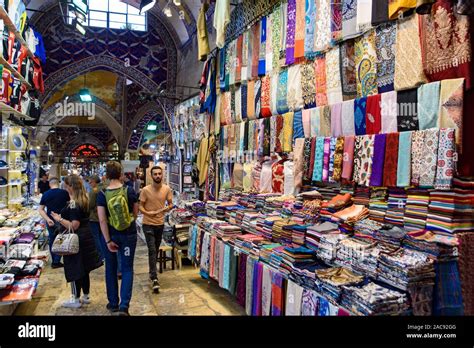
[140,0,156,14]
[163,4,172,17]
[48,127,56,134]
[79,74,92,102]
[173,0,181,6]
[147,124,157,131]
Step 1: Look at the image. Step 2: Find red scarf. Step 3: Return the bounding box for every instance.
[366,94,381,134]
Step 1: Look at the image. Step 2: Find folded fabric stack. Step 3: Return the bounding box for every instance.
[195,216,225,231]
[242,212,262,235]
[206,201,240,219]
[369,188,388,222]
[290,224,308,246]
[272,219,295,244]
[278,246,316,275]
[259,243,282,264]
[305,222,340,252]
[385,188,408,226]
[316,185,341,201]
[341,282,410,316]
[301,200,321,221]
[289,261,328,291]
[377,249,435,291]
[256,215,282,240]
[332,205,369,224]
[224,208,245,225]
[255,193,280,210]
[403,230,459,260]
[320,193,353,221]
[315,267,364,301]
[214,223,242,239]
[299,190,323,200]
[170,208,194,223]
[353,186,370,207]
[403,189,430,231]
[184,200,206,214]
[219,189,244,202]
[237,194,256,208]
[353,219,385,241]
[426,188,474,234]
[336,237,377,272]
[233,234,266,255]
[264,195,296,214]
[317,233,349,264]
[373,225,406,247]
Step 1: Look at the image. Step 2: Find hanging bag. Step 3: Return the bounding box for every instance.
[52,224,79,255]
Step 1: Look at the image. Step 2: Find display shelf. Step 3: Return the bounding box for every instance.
[0,6,35,59]
[0,103,34,120]
[0,56,32,89]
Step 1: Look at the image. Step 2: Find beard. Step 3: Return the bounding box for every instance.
[152,177,162,184]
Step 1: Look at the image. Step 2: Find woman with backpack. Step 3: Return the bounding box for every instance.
[97,161,139,316]
[51,175,102,308]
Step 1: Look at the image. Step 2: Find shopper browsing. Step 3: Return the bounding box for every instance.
[97,161,138,316]
[38,173,50,194]
[139,165,173,293]
[38,177,70,269]
[51,175,102,309]
[88,175,104,261]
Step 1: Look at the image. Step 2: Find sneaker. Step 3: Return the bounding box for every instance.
[62,296,82,308]
[81,294,90,304]
[106,303,119,313]
[117,309,129,316]
[51,262,64,269]
[152,279,160,293]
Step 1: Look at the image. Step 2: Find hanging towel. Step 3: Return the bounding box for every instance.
[383,132,399,187]
[354,97,367,135]
[372,0,389,25]
[366,94,381,134]
[315,56,329,106]
[294,138,305,191]
[322,137,331,181]
[302,62,317,109]
[342,0,359,40]
[314,0,332,52]
[333,136,345,182]
[397,131,412,187]
[320,106,332,137]
[305,0,316,57]
[293,110,304,140]
[260,75,272,118]
[358,135,375,186]
[311,107,321,137]
[419,128,439,187]
[331,0,343,43]
[326,46,344,105]
[418,81,440,130]
[356,0,373,33]
[342,135,355,180]
[259,17,267,76]
[301,289,319,316]
[285,279,304,316]
[381,90,398,133]
[375,22,396,93]
[261,265,272,316]
[342,99,356,136]
[287,64,304,112]
[277,69,289,114]
[355,30,378,98]
[370,134,386,186]
[283,112,295,152]
[286,0,297,65]
[397,88,419,132]
[331,103,343,137]
[271,73,279,115]
[435,128,456,190]
[328,137,338,182]
[340,39,357,101]
[302,109,311,137]
[438,78,464,152]
[284,160,295,195]
[313,137,325,182]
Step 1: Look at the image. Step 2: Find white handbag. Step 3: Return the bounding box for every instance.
[52,225,79,256]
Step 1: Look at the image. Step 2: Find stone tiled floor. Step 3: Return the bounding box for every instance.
[14,239,245,316]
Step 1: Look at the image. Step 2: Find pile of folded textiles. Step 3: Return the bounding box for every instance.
[332,205,369,224]
[299,190,323,201]
[206,201,240,219]
[377,248,435,291]
[184,200,206,214]
[289,260,328,290]
[224,208,246,225]
[403,230,459,260]
[256,215,282,240]
[305,221,340,252]
[335,237,377,271]
[237,194,256,208]
[170,208,194,223]
[195,216,224,230]
[385,188,407,226]
[317,233,349,264]
[354,219,384,241]
[316,185,341,201]
[290,223,309,246]
[403,189,430,231]
[277,246,316,275]
[214,223,242,239]
[301,200,321,219]
[255,193,280,210]
[233,234,266,255]
[263,195,296,214]
[353,186,370,206]
[341,282,410,316]
[320,193,353,221]
[368,188,388,222]
[242,212,262,235]
[315,267,364,301]
[271,219,295,244]
[373,225,406,247]
[259,243,281,264]
[219,189,244,202]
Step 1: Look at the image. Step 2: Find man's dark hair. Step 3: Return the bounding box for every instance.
[150,166,163,175]
[106,161,123,180]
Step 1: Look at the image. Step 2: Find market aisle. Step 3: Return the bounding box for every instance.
[14,239,245,316]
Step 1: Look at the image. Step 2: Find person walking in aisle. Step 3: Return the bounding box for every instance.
[51,175,102,308]
[139,165,173,293]
[97,161,138,316]
[39,177,70,268]
[38,173,50,194]
[88,175,104,261]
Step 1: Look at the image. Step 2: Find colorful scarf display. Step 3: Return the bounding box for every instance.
[381,90,398,133]
[435,128,456,190]
[352,136,364,184]
[331,103,343,137]
[331,0,343,43]
[333,136,345,181]
[418,81,440,130]
[397,131,412,187]
[314,57,329,106]
[355,30,378,98]
[294,0,305,60]
[340,39,357,100]
[302,62,316,108]
[320,106,332,137]
[354,97,367,135]
[247,80,256,120]
[311,107,321,137]
[356,0,373,33]
[375,22,396,93]
[305,0,316,57]
[438,78,464,152]
[259,17,267,76]
[397,88,419,132]
[383,132,399,187]
[328,137,337,182]
[313,137,325,182]
[307,137,317,180]
[283,112,295,152]
[370,134,386,186]
[315,0,332,52]
[277,69,289,114]
[342,0,359,40]
[286,0,297,66]
[326,46,344,105]
[293,110,304,140]
[322,137,332,181]
[294,138,305,191]
[365,94,381,135]
[260,75,272,118]
[303,138,313,181]
[272,5,283,71]
[419,1,471,89]
[287,64,304,112]
[342,100,356,136]
[342,135,355,180]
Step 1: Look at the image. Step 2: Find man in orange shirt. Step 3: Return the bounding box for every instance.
[139,166,173,293]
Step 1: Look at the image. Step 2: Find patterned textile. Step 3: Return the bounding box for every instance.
[320,106,332,137]
[258,119,265,156]
[322,137,332,181]
[276,115,284,153]
[251,22,261,78]
[435,128,456,190]
[261,265,272,316]
[260,160,273,193]
[397,88,419,131]
[331,103,343,137]
[313,137,325,182]
[260,75,272,118]
[272,160,286,193]
[293,110,305,140]
[418,130,439,186]
[229,40,236,86]
[365,94,381,135]
[301,289,319,315]
[230,89,237,123]
[243,162,254,192]
[252,161,262,191]
[326,46,344,105]
[389,0,416,19]
[271,73,279,115]
[286,0,297,66]
[315,57,329,106]
[236,253,247,307]
[381,90,398,133]
[223,91,232,125]
[359,135,375,186]
[395,14,428,90]
[331,0,343,43]
[199,232,210,279]
[283,112,295,152]
[354,97,367,135]
[397,131,412,187]
[342,135,355,180]
[303,138,313,181]
[263,118,271,157]
[233,163,244,189]
[352,136,364,183]
[272,4,283,72]
[248,120,255,155]
[370,134,386,186]
[242,31,249,79]
[418,81,440,130]
[247,80,256,120]
[355,30,378,98]
[305,0,316,57]
[315,0,332,52]
[245,257,255,315]
[419,1,471,89]
[342,0,359,39]
[252,261,263,316]
[255,79,262,118]
[340,39,357,100]
[271,271,284,316]
[328,137,338,182]
[266,14,273,75]
[356,0,373,33]
[411,130,426,186]
[235,87,242,122]
[280,3,288,65]
[302,62,317,109]
[277,69,289,114]
[270,116,277,153]
[433,261,464,315]
[287,64,304,112]
[375,22,396,93]
[342,99,356,135]
[237,36,244,83]
[285,279,304,315]
[333,136,345,181]
[307,137,317,180]
[303,109,311,137]
[241,83,248,120]
[438,78,464,152]
[383,132,399,187]
[311,107,321,137]
[259,17,267,77]
[372,0,389,25]
[219,45,226,91]
[294,138,306,191]
[295,0,306,60]
[284,160,296,195]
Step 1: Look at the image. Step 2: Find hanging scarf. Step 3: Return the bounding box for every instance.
[342,0,359,40]
[375,22,396,93]
[397,88,419,132]
[302,62,316,109]
[314,56,329,106]
[331,103,343,137]
[395,14,428,91]
[223,91,232,125]
[251,22,261,79]
[435,128,456,190]
[272,160,286,194]
[285,279,303,315]
[233,163,244,189]
[261,265,272,316]
[328,137,338,182]
[283,112,295,152]
[225,45,231,90]
[241,83,248,120]
[352,136,364,183]
[270,73,279,116]
[286,0,297,66]
[397,131,412,187]
[314,0,332,53]
[236,253,247,307]
[326,46,344,105]
[301,289,319,316]
[303,138,312,181]
[331,0,343,44]
[419,128,440,187]
[245,257,255,315]
[234,121,241,157]
[354,97,367,135]
[438,78,464,152]
[342,135,355,180]
[342,99,356,135]
[258,119,265,157]
[389,0,416,19]
[272,4,283,72]
[356,0,373,33]
[370,134,386,186]
[247,120,254,156]
[381,90,398,133]
[284,160,296,196]
[366,94,381,135]
[313,136,325,182]
[252,161,262,191]
[372,0,389,25]
[287,64,304,112]
[270,116,277,153]
[235,87,242,123]
[277,69,289,114]
[320,106,332,137]
[418,81,440,130]
[411,130,425,186]
[229,40,236,86]
[271,271,284,316]
[230,88,237,123]
[302,109,311,137]
[419,1,471,89]
[295,0,305,60]
[266,15,273,75]
[383,132,399,187]
[322,137,332,181]
[355,30,378,98]
[241,31,249,80]
[247,80,256,120]
[280,3,288,66]
[305,0,316,58]
[259,17,267,76]
[293,110,305,140]
[305,137,316,180]
[263,117,271,157]
[219,47,226,91]
[311,107,321,137]
[359,135,375,186]
[333,136,345,182]
[243,120,249,152]
[294,138,305,191]
[247,25,254,81]
[255,79,262,118]
[340,39,357,101]
[276,115,284,153]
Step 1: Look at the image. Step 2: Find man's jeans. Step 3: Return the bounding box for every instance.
[89,221,104,261]
[100,232,137,311]
[47,225,62,265]
[143,224,164,281]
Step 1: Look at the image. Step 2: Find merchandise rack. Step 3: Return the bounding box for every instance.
[0,6,35,59]
[0,103,34,121]
[0,56,32,89]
